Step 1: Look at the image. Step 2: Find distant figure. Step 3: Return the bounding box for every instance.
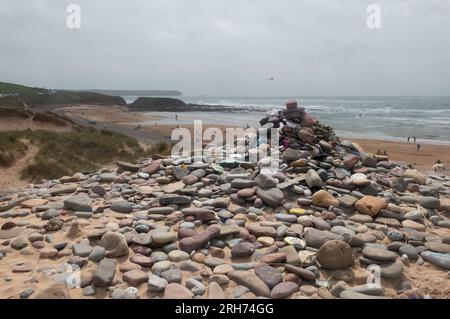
[432,160,446,172]
[407,136,410,143]
[413,136,416,143]
[376,149,381,155]
[383,150,388,156]
[175,115,178,120]
[246,123,250,128]
[417,143,421,151]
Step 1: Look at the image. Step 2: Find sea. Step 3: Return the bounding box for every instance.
[122,96,450,145]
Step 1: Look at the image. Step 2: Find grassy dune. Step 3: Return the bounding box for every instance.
[0,127,168,182]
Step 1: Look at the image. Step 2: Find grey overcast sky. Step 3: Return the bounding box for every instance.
[0,0,449,96]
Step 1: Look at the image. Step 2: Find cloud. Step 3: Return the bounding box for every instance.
[0,0,449,95]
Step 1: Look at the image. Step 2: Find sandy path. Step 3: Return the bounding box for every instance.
[0,141,38,193]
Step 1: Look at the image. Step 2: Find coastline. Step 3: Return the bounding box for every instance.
[47,105,450,175]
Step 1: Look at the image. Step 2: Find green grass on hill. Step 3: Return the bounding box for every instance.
[0,127,166,182]
[0,81,126,107]
[0,131,28,166]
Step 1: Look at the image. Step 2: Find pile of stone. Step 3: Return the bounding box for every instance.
[0,100,450,299]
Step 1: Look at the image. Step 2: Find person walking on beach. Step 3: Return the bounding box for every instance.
[407,136,410,143]
[417,143,421,152]
[413,136,416,143]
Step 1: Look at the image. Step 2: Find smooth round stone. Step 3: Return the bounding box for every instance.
[257,237,275,247]
[152,261,171,273]
[204,256,226,267]
[41,209,60,220]
[152,232,177,244]
[186,278,206,295]
[168,250,190,262]
[404,210,422,221]
[130,255,154,267]
[419,196,440,209]
[105,222,119,231]
[237,188,256,198]
[399,245,418,260]
[387,242,404,251]
[317,240,354,269]
[275,214,297,223]
[132,233,152,246]
[179,222,195,229]
[11,237,28,250]
[231,243,255,258]
[254,264,282,289]
[330,268,355,282]
[210,239,226,248]
[425,242,450,254]
[218,210,234,219]
[349,214,373,224]
[421,251,450,270]
[362,246,398,261]
[156,177,171,184]
[73,243,92,257]
[380,261,404,278]
[163,243,179,253]
[135,224,150,233]
[300,285,317,296]
[39,248,58,258]
[110,200,133,213]
[386,230,404,242]
[160,268,182,284]
[350,173,370,186]
[270,282,299,299]
[331,226,355,236]
[208,275,230,285]
[297,216,313,227]
[213,264,234,275]
[28,233,44,242]
[179,261,201,272]
[147,275,168,292]
[402,220,426,231]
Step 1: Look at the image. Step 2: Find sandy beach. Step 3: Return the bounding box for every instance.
[57,105,450,175]
[347,138,450,175]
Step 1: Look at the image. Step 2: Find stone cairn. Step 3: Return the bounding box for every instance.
[0,100,449,299]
